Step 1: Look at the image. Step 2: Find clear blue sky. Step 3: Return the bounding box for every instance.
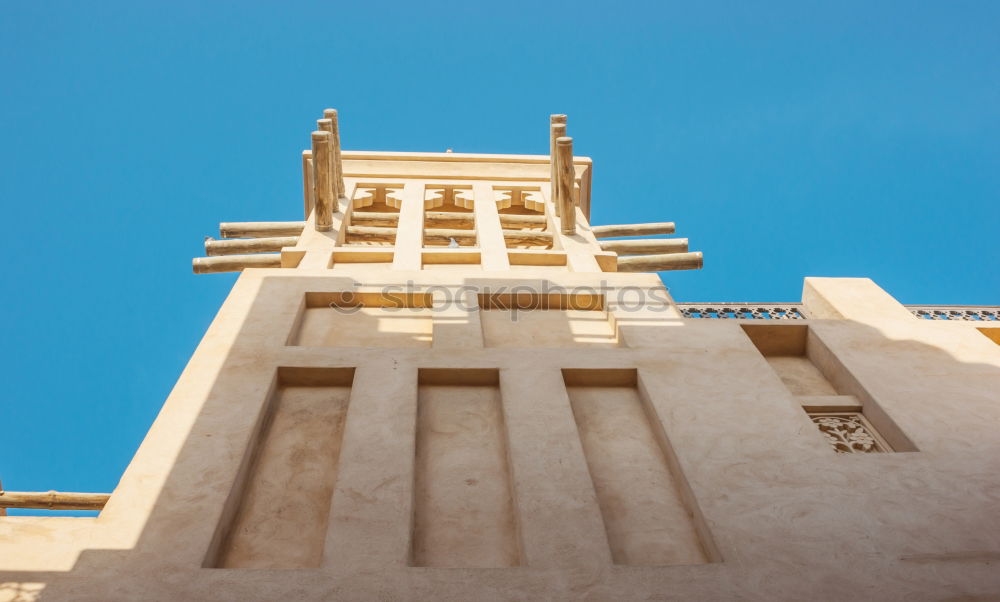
[1,1,997,502]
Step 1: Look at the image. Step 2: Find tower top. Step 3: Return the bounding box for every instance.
[192,110,702,275]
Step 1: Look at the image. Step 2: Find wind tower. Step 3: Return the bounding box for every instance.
[5,110,999,601]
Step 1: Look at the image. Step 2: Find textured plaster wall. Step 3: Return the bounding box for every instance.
[3,148,999,602]
[2,273,999,601]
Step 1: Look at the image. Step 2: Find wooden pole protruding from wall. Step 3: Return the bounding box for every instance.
[302,150,314,219]
[591,222,676,238]
[556,136,576,234]
[550,121,567,216]
[311,130,334,231]
[600,238,689,255]
[616,251,703,272]
[205,237,300,256]
[192,254,282,274]
[323,108,345,198]
[219,222,306,239]
[0,491,110,511]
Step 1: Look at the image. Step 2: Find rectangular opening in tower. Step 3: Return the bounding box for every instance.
[207,367,355,569]
[423,186,476,248]
[289,292,434,348]
[343,184,404,249]
[411,368,523,568]
[478,291,617,348]
[562,368,713,566]
[741,324,915,453]
[495,187,552,250]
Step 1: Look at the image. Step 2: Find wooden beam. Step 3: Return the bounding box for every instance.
[350,211,544,229]
[591,222,676,238]
[343,226,554,247]
[599,238,688,255]
[345,225,398,242]
[219,222,306,238]
[349,211,401,227]
[502,229,553,246]
[424,229,476,246]
[556,136,576,234]
[301,150,314,219]
[499,214,547,228]
[192,254,282,274]
[312,130,334,230]
[0,491,110,511]
[550,121,567,216]
[205,236,300,256]
[616,251,703,272]
[323,108,346,198]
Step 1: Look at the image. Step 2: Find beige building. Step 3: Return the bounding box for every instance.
[2,111,1000,601]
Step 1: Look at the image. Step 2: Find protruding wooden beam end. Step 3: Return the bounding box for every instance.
[591,222,677,238]
[616,251,703,273]
[193,254,283,274]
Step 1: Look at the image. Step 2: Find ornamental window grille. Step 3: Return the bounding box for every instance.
[909,307,999,321]
[677,305,805,320]
[808,412,890,454]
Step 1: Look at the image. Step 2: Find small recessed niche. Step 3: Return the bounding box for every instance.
[288,292,433,348]
[741,324,916,454]
[345,184,404,247]
[423,186,476,248]
[478,292,617,348]
[495,187,552,250]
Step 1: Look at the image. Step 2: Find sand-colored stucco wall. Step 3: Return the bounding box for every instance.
[2,152,998,600]
[2,271,998,601]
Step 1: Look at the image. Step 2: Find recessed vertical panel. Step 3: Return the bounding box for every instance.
[563,369,709,566]
[212,369,354,568]
[411,369,522,567]
[741,324,915,452]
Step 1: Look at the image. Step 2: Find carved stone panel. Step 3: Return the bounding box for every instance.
[808,412,889,453]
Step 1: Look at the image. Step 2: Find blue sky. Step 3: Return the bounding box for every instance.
[1,1,997,501]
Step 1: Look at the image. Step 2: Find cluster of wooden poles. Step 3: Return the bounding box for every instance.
[191,110,702,274]
[592,222,703,273]
[547,114,701,272]
[549,114,577,234]
[305,108,346,231]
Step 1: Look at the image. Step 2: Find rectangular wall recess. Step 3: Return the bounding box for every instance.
[411,368,523,568]
[562,369,714,566]
[288,292,434,348]
[741,324,916,453]
[478,292,618,348]
[207,367,355,568]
